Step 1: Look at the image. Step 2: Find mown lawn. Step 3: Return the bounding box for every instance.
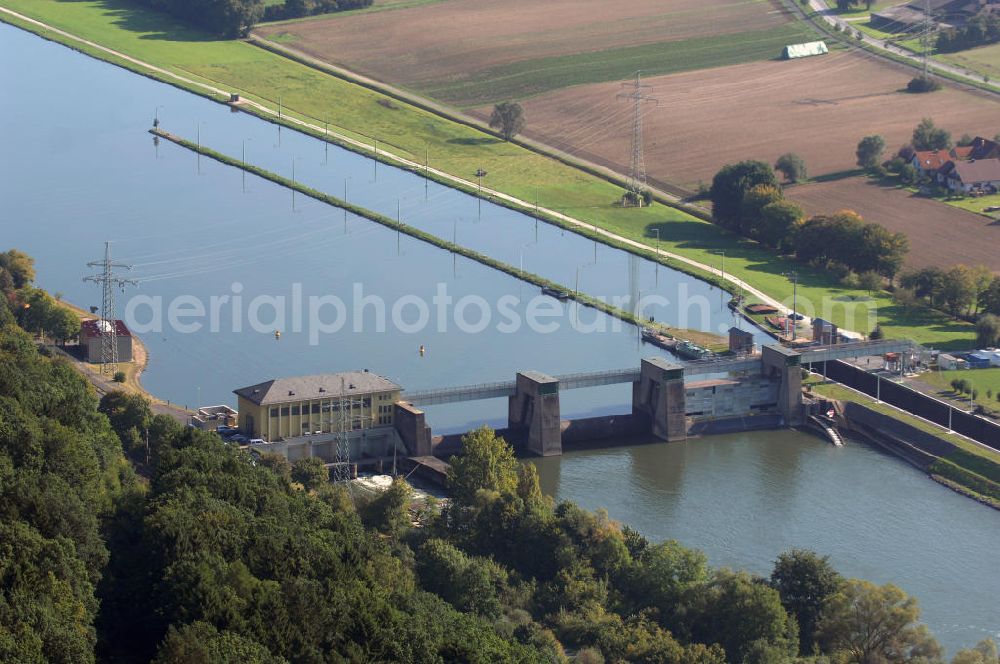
[425,23,818,106]
[920,367,1000,402]
[0,0,977,349]
[938,192,1000,220]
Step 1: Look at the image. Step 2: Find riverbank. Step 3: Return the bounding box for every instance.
[52,299,192,423]
[0,2,977,349]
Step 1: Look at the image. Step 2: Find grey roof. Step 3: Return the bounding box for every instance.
[949,159,1000,184]
[234,371,400,405]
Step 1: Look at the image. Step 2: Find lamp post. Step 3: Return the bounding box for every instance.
[153,105,164,128]
[242,138,252,193]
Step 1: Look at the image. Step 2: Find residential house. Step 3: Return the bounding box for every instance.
[940,158,1000,193]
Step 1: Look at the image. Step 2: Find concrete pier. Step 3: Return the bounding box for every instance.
[761,345,803,426]
[633,357,687,442]
[394,401,433,456]
[508,371,562,456]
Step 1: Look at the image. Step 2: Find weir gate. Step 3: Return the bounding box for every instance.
[394,340,914,457]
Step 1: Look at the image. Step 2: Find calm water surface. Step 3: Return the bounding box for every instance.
[1,23,997,652]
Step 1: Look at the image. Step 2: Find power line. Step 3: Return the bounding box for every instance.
[617,71,658,206]
[83,242,137,374]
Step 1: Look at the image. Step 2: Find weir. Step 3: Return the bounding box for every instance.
[393,339,916,457]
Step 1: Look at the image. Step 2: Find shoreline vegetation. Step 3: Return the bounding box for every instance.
[0,1,979,350]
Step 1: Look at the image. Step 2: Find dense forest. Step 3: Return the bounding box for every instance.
[1,248,997,663]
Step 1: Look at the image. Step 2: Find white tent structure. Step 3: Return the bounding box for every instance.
[782,41,829,59]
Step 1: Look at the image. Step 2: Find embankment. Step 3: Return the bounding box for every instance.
[151,128,726,349]
[837,401,1000,510]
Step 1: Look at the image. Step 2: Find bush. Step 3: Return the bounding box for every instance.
[907,76,942,93]
[113,371,126,383]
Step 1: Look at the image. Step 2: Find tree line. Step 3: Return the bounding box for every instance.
[710,162,909,282]
[3,247,999,663]
[899,264,1000,346]
[937,8,1000,53]
[127,0,373,38]
[262,0,373,23]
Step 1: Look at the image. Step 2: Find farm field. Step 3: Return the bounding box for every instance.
[255,0,810,106]
[507,50,1000,190]
[787,177,1000,272]
[939,42,1000,81]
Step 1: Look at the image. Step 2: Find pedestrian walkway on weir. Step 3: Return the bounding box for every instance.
[402,339,916,406]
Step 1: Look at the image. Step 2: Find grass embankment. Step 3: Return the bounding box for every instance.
[804,373,1000,505]
[0,0,977,349]
[423,23,817,106]
[937,192,1000,220]
[153,129,726,349]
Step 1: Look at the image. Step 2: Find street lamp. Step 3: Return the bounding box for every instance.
[153,105,164,129]
[242,138,252,193]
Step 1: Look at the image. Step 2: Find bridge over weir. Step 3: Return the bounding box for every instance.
[401,340,914,407]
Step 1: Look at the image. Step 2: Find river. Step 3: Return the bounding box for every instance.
[0,21,997,653]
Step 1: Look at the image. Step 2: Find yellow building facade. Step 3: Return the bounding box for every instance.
[234,371,401,442]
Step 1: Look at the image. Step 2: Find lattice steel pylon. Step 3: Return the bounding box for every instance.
[332,376,372,484]
[920,0,933,78]
[83,242,136,374]
[617,71,658,206]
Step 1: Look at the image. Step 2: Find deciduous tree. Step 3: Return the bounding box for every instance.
[912,118,952,151]
[771,549,843,654]
[489,101,526,141]
[711,161,779,230]
[856,135,887,170]
[818,580,942,664]
[775,153,808,183]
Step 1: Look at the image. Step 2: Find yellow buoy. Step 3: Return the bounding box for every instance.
[274,330,281,340]
[419,344,425,356]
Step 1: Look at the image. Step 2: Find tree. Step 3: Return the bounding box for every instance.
[361,476,412,537]
[951,639,999,664]
[710,161,779,230]
[48,306,81,345]
[447,425,519,505]
[99,390,153,455]
[489,101,526,141]
[741,184,784,238]
[290,456,328,490]
[856,135,887,170]
[153,621,278,664]
[940,265,979,317]
[0,249,35,288]
[775,153,807,183]
[693,570,798,664]
[981,276,1000,315]
[976,314,1000,347]
[770,549,843,654]
[912,118,952,151]
[858,271,883,295]
[818,579,942,664]
[758,200,805,252]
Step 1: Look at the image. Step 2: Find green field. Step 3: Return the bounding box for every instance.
[0,0,977,349]
[939,42,1000,80]
[920,367,1000,402]
[259,0,446,25]
[425,23,818,106]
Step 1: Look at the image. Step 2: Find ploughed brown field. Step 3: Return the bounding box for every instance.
[505,51,1000,191]
[786,177,1000,272]
[256,0,791,94]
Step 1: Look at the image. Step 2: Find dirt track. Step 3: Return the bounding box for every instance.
[256,0,791,92]
[787,177,1000,272]
[510,50,1000,188]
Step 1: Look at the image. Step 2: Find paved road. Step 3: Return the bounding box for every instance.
[805,0,996,90]
[1,6,854,338]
